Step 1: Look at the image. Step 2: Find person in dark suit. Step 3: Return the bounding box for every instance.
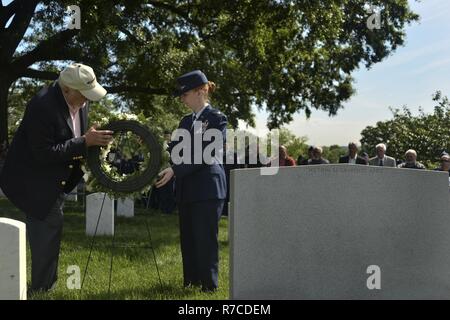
[155,70,227,292]
[434,151,450,178]
[148,176,176,214]
[298,145,314,165]
[148,131,177,214]
[222,150,242,216]
[0,63,113,293]
[243,143,267,168]
[339,142,368,165]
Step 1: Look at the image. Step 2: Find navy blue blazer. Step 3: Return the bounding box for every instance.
[0,82,88,220]
[339,155,368,165]
[168,105,227,204]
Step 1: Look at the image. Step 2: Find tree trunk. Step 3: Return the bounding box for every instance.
[0,75,12,150]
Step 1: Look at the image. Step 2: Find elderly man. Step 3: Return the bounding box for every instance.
[307,146,330,165]
[397,149,426,169]
[434,151,450,177]
[339,142,368,165]
[0,63,113,293]
[369,143,396,167]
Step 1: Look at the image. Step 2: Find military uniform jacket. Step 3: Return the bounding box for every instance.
[168,105,227,204]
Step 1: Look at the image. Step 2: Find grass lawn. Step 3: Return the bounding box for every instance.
[0,197,230,300]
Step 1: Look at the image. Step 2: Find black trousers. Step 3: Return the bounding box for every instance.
[178,199,224,291]
[26,193,65,292]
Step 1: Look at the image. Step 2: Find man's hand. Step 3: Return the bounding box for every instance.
[83,125,114,147]
[155,167,174,188]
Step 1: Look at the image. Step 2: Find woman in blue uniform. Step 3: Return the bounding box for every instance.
[156,70,227,292]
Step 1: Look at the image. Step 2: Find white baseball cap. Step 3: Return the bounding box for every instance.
[59,63,107,101]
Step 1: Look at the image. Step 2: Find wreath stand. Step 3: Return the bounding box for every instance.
[80,120,163,298]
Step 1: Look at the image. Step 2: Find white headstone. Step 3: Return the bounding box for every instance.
[0,218,27,300]
[0,187,5,198]
[86,193,114,236]
[230,165,450,299]
[117,198,134,218]
[66,187,78,202]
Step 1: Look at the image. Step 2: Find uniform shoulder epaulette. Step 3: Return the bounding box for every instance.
[210,108,224,117]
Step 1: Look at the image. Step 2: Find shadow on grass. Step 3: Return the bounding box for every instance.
[81,284,200,300]
[29,282,226,300]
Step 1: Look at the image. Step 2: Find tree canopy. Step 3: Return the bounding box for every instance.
[0,0,419,147]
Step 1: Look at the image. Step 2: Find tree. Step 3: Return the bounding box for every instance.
[0,0,419,149]
[360,91,450,168]
[6,78,44,139]
[322,145,347,163]
[278,127,308,160]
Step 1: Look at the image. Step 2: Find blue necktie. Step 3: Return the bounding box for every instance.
[191,113,196,129]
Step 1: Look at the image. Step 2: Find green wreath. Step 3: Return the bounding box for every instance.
[84,114,165,199]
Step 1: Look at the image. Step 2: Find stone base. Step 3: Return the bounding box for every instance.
[0,218,27,300]
[86,193,114,236]
[117,198,134,218]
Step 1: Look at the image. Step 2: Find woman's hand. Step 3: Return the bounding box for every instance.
[155,167,175,188]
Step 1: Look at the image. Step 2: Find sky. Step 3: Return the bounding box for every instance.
[3,0,450,147]
[239,0,450,146]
